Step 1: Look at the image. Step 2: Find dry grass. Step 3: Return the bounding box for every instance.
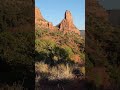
[35,62,74,81]
[49,64,74,80]
[80,67,85,75]
[35,62,48,73]
[35,62,85,82]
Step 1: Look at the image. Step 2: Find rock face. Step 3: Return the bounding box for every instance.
[35,7,80,35]
[35,7,44,21]
[35,7,54,30]
[57,10,80,35]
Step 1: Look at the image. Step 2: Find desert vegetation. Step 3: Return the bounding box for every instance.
[35,26,85,88]
[34,5,86,89]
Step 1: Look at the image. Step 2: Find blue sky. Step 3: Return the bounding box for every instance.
[35,0,85,30]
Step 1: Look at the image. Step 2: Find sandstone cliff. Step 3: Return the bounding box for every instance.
[35,7,80,35]
[57,10,80,35]
[35,7,54,30]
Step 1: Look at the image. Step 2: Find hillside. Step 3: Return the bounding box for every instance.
[35,7,85,88]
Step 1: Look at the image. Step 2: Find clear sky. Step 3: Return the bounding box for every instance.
[35,0,85,30]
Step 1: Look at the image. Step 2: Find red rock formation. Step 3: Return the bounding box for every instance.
[35,7,80,35]
[57,10,80,35]
[35,7,44,20]
[35,7,54,30]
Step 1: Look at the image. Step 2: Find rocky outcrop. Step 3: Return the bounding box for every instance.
[35,7,80,35]
[57,10,80,35]
[35,7,44,21]
[35,7,54,30]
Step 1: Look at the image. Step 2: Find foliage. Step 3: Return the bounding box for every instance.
[35,27,85,84]
[35,28,85,66]
[0,31,34,88]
